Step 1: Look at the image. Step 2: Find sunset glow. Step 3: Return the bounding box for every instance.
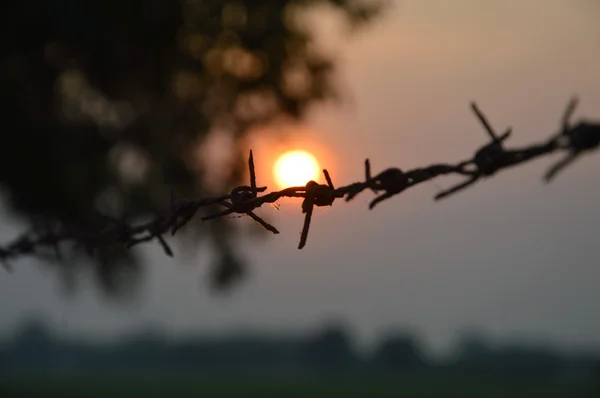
[273,150,320,189]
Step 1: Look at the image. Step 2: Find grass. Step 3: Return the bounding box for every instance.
[1,377,598,398]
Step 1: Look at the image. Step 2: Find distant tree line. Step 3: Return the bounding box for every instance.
[2,318,599,384]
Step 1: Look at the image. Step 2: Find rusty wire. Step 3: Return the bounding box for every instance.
[0,96,598,268]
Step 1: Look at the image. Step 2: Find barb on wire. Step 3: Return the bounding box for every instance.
[201,150,279,234]
[0,95,597,264]
[342,160,410,209]
[169,189,203,236]
[298,170,336,249]
[126,216,174,257]
[544,96,600,182]
[434,102,513,200]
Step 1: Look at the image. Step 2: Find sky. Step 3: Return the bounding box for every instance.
[1,0,600,356]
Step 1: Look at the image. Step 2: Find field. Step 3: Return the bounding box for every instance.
[1,377,598,398]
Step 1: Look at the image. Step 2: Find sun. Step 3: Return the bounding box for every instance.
[273,150,320,189]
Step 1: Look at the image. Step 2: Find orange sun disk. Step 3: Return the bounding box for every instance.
[273,150,320,189]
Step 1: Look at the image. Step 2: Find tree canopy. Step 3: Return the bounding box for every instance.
[0,0,386,297]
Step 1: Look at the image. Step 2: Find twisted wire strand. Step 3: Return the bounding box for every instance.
[0,96,598,269]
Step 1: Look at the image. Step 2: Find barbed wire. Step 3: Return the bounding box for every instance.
[0,95,598,269]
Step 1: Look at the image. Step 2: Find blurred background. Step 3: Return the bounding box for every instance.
[1,0,600,396]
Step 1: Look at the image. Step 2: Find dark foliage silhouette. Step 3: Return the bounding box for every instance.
[0,0,386,296]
